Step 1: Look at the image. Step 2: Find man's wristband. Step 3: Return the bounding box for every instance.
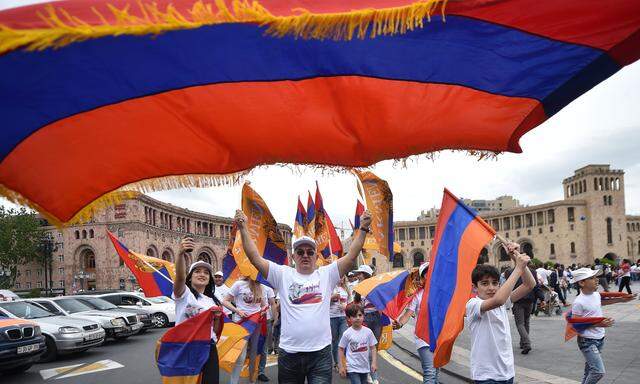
[360,227,370,233]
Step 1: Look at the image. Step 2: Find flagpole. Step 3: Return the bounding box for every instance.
[137,255,175,285]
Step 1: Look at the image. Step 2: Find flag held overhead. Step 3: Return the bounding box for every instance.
[415,189,496,368]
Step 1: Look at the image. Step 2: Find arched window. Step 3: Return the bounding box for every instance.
[413,252,425,267]
[75,230,80,239]
[593,178,598,191]
[638,240,640,255]
[84,252,96,269]
[599,177,604,191]
[606,218,613,244]
[499,247,510,261]
[521,243,534,257]
[550,243,555,255]
[82,230,87,239]
[146,246,157,258]
[603,196,608,205]
[570,242,576,254]
[392,254,404,268]
[161,250,173,262]
[478,248,489,264]
[605,177,610,190]
[89,229,94,238]
[608,196,612,206]
[198,252,211,264]
[583,180,587,192]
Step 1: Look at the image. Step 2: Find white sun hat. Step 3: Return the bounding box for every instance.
[292,236,317,250]
[569,267,602,284]
[188,260,214,275]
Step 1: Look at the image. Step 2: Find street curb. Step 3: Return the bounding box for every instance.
[391,340,473,383]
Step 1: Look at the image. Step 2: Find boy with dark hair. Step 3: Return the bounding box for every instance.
[338,303,378,384]
[466,244,537,384]
[570,268,636,384]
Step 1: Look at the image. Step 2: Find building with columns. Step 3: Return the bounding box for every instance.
[13,195,292,293]
[372,165,640,273]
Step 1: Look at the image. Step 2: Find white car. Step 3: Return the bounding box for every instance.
[97,293,175,328]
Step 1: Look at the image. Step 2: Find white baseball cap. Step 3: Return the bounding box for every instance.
[569,267,602,284]
[189,260,214,275]
[293,236,317,250]
[214,271,224,277]
[356,265,373,277]
[419,262,430,277]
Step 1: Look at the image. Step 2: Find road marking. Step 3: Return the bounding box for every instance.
[378,350,422,382]
[40,360,124,380]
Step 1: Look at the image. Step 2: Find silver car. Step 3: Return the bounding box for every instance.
[31,297,142,340]
[0,301,105,362]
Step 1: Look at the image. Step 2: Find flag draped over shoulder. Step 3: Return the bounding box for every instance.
[156,308,220,384]
[293,197,307,238]
[107,231,175,297]
[354,171,394,260]
[353,268,421,320]
[415,189,495,368]
[232,183,288,285]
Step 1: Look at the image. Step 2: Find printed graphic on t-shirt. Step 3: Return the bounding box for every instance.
[183,304,203,320]
[349,340,369,353]
[288,280,322,304]
[240,292,261,305]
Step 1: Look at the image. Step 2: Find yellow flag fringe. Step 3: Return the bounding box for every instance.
[0,0,447,55]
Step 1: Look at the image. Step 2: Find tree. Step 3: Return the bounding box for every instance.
[0,206,45,289]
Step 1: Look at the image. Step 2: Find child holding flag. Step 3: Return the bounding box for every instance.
[466,244,536,384]
[338,303,378,384]
[569,268,636,384]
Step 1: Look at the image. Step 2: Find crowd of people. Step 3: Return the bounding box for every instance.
[168,209,637,384]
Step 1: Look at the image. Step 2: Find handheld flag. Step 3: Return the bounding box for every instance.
[107,231,175,297]
[306,192,316,239]
[353,268,421,320]
[353,171,394,260]
[156,308,221,384]
[232,183,288,285]
[221,224,244,288]
[415,189,496,368]
[293,197,307,238]
[564,311,604,341]
[313,183,333,263]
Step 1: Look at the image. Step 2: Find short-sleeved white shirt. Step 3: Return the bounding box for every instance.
[173,288,217,341]
[329,287,349,318]
[263,285,276,321]
[408,290,429,350]
[465,297,514,381]
[571,292,604,339]
[267,261,340,352]
[228,280,266,317]
[214,284,231,316]
[338,326,378,373]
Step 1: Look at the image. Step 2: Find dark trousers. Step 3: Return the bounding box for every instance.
[618,276,632,294]
[512,301,533,349]
[201,341,219,384]
[553,284,566,305]
[474,379,513,384]
[278,344,332,384]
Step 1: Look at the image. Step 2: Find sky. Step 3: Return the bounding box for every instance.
[2,1,640,231]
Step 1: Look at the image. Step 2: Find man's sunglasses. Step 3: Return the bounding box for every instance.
[295,249,316,257]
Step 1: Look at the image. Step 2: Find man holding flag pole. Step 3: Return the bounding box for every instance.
[234,204,371,384]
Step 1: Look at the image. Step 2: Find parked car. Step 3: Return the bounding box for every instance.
[0,290,20,302]
[0,301,104,362]
[97,293,175,328]
[0,316,46,373]
[30,297,142,340]
[75,296,153,331]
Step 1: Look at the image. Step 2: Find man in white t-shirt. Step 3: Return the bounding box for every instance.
[234,209,371,384]
[535,266,551,286]
[466,244,536,384]
[213,271,232,316]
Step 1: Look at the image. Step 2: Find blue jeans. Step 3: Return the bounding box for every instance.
[348,372,370,384]
[474,379,513,384]
[330,317,348,366]
[364,311,382,381]
[417,346,439,384]
[577,337,605,384]
[259,319,273,375]
[278,344,332,384]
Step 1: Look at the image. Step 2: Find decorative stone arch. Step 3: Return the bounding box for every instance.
[478,247,489,264]
[493,243,510,262]
[73,245,97,270]
[410,248,426,267]
[161,248,174,262]
[517,238,535,258]
[392,252,405,268]
[603,253,617,262]
[72,244,98,290]
[195,246,219,270]
[146,244,159,258]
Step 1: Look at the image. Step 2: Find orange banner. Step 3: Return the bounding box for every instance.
[354,170,394,259]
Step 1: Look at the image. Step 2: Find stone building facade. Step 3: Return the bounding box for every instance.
[374,165,640,273]
[13,195,292,293]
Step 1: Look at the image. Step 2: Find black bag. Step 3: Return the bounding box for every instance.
[549,271,558,286]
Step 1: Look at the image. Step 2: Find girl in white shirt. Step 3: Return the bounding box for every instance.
[223,276,267,384]
[173,237,227,384]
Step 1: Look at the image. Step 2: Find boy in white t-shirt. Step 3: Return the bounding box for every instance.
[465,244,536,384]
[570,268,636,384]
[338,303,378,384]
